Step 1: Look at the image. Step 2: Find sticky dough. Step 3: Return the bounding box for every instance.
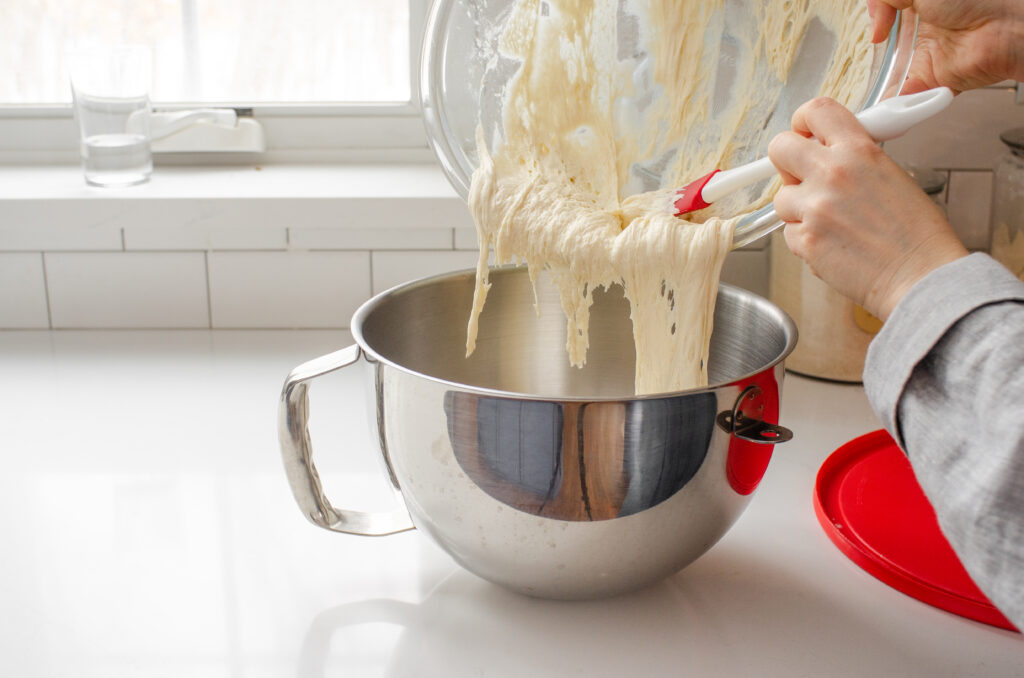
[467,0,872,394]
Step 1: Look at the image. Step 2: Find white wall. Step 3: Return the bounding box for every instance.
[1,85,1021,330]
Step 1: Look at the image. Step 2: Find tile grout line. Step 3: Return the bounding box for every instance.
[40,252,54,330]
[205,250,214,329]
[368,249,375,297]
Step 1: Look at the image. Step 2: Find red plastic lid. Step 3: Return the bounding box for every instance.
[814,429,1019,632]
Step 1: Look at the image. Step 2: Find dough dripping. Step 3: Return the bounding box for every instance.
[467,0,872,394]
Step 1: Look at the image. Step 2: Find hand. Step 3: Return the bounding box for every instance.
[768,97,968,321]
[868,0,1024,94]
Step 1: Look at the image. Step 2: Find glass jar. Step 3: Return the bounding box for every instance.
[989,128,1024,280]
[769,166,947,382]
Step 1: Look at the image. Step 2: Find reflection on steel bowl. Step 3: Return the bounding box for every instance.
[279,267,797,599]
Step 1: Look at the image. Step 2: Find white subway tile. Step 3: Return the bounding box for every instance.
[124,224,287,250]
[721,249,769,297]
[209,196,475,230]
[121,197,472,232]
[112,200,295,231]
[288,227,453,250]
[45,252,209,328]
[884,87,1024,171]
[454,227,479,250]
[0,221,122,251]
[946,171,995,250]
[0,253,50,328]
[208,251,370,328]
[326,197,477,230]
[372,250,483,294]
[3,199,306,243]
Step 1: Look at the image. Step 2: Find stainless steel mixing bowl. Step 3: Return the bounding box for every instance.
[279,267,798,599]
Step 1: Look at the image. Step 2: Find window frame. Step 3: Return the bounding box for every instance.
[0,0,432,164]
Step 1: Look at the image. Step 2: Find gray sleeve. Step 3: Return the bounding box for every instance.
[863,253,1024,630]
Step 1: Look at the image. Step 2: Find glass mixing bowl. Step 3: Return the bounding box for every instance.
[420,1,917,247]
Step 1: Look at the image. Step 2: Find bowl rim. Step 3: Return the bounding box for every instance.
[351,265,799,402]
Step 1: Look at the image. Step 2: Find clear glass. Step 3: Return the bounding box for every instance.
[420,2,919,248]
[990,136,1024,280]
[69,45,153,187]
[0,1,409,105]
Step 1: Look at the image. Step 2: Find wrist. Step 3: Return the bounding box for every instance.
[871,242,970,322]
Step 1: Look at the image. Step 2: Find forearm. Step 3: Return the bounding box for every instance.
[896,302,1024,630]
[864,253,1024,629]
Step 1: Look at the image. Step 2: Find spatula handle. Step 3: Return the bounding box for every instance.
[855,87,953,142]
[702,157,776,205]
[701,87,954,205]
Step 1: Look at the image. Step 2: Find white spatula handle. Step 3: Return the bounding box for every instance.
[855,87,954,141]
[701,87,954,205]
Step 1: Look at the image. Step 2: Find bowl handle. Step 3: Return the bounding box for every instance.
[716,385,794,444]
[278,345,415,536]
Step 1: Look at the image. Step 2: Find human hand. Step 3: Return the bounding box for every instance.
[768,97,968,321]
[867,0,1024,94]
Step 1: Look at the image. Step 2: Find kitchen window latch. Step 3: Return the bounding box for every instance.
[149,107,265,154]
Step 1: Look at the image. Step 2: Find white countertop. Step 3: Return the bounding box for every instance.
[2,330,1020,676]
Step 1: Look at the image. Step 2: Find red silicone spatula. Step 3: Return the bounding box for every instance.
[672,87,954,216]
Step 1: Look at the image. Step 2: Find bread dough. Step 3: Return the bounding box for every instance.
[467,0,872,394]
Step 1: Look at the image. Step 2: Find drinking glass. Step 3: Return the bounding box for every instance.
[68,45,153,187]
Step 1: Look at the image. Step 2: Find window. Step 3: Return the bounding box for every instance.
[0,0,431,161]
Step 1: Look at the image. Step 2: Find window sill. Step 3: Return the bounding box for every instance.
[0,162,476,252]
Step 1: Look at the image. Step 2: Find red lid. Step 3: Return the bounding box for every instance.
[813,429,1018,632]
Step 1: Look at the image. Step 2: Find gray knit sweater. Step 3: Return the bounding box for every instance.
[865,252,1024,629]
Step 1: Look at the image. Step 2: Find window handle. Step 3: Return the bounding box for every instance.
[149,108,238,140]
[132,107,266,153]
